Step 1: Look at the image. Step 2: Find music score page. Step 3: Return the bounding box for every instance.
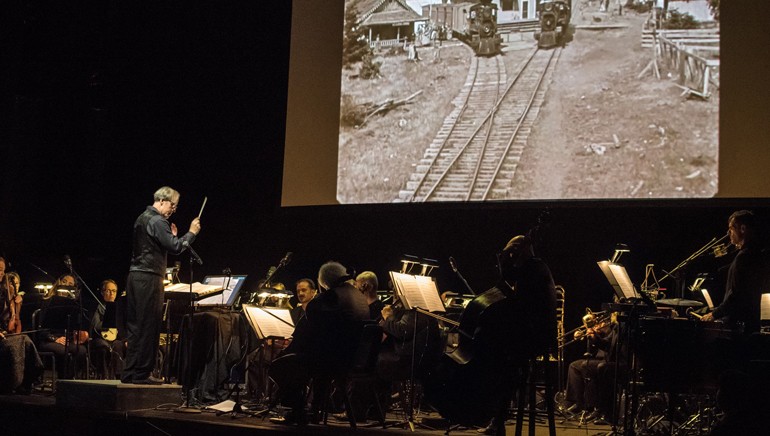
[389,272,445,313]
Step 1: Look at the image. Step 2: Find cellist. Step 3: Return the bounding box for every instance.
[424,235,557,435]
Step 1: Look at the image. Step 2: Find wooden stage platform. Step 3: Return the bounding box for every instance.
[0,381,612,436]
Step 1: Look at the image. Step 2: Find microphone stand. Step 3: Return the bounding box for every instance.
[67,259,102,380]
[658,234,729,298]
[176,244,203,414]
[449,257,475,297]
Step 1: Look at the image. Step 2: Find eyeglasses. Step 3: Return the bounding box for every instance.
[166,200,178,210]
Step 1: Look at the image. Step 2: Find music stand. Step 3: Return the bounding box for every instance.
[386,272,446,431]
[39,299,88,379]
[241,305,294,414]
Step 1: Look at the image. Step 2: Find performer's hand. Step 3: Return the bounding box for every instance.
[381,305,393,320]
[55,336,66,346]
[190,217,201,235]
[171,223,178,236]
[0,331,5,340]
[701,313,714,322]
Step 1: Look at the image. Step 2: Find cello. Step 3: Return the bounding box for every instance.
[423,214,555,427]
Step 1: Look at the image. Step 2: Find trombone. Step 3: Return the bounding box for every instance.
[558,308,612,349]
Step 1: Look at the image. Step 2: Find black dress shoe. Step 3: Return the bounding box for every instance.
[133,376,164,385]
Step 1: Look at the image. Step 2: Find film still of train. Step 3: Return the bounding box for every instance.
[336,0,719,203]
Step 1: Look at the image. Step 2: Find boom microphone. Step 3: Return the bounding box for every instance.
[182,241,203,265]
[64,255,74,273]
[449,256,458,273]
[279,252,293,267]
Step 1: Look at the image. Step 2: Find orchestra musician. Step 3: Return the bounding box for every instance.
[564,312,622,425]
[289,278,318,324]
[0,264,43,394]
[701,210,769,335]
[120,186,201,385]
[89,279,125,379]
[425,234,556,435]
[37,273,88,379]
[246,278,317,399]
[269,261,369,426]
[355,271,384,321]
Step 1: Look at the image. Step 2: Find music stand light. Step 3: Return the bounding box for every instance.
[610,243,630,264]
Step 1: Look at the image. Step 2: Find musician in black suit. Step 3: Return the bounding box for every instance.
[120,186,200,385]
[289,278,317,325]
[701,210,768,335]
[355,271,383,321]
[269,261,369,425]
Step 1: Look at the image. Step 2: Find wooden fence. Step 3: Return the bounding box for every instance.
[643,27,720,97]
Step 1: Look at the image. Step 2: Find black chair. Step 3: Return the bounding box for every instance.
[317,322,385,429]
[514,354,557,436]
[30,309,57,392]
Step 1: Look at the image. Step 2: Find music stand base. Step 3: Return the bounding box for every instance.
[174,404,202,414]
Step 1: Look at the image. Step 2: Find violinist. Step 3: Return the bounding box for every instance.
[564,311,616,424]
[355,271,384,321]
[0,263,43,394]
[336,281,442,424]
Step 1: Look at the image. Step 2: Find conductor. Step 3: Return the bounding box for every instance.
[120,186,201,384]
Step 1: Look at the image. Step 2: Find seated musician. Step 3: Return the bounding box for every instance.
[355,271,384,321]
[289,278,317,324]
[564,312,619,425]
[246,278,317,399]
[268,261,369,425]
[89,279,125,379]
[464,234,557,435]
[37,273,88,379]
[0,265,43,394]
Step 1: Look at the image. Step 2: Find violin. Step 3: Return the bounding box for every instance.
[5,275,22,334]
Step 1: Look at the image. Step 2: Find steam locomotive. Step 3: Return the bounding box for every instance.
[536,0,571,48]
[427,0,501,56]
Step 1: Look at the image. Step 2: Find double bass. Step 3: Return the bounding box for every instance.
[424,215,556,427]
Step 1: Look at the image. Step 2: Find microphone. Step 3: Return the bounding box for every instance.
[223,267,232,275]
[182,241,203,265]
[449,256,458,273]
[279,252,293,267]
[64,255,74,273]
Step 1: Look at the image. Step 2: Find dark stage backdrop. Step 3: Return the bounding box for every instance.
[1,1,768,364]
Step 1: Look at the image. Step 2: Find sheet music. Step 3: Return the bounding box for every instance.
[389,272,445,313]
[195,276,245,306]
[164,282,223,296]
[242,305,295,339]
[761,293,770,321]
[598,261,638,299]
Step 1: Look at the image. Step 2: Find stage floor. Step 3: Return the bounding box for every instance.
[0,388,613,436]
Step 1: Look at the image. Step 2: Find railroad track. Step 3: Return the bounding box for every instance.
[400,46,562,202]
